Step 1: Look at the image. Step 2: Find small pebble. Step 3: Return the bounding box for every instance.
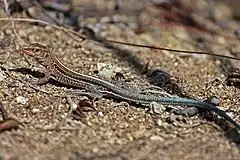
[92,147,99,153]
[98,111,104,116]
[32,108,40,113]
[5,29,12,35]
[149,102,166,114]
[150,135,164,142]
[45,25,52,31]
[18,30,27,38]
[157,119,163,126]
[15,96,28,105]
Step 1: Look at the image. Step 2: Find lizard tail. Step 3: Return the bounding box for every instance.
[156,97,240,130]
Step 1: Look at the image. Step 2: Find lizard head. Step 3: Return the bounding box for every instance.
[20,43,51,66]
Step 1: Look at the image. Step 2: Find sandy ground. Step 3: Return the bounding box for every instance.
[0,0,239,159]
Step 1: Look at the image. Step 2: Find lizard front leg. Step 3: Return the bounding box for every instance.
[29,59,54,85]
[34,71,52,85]
[30,67,52,85]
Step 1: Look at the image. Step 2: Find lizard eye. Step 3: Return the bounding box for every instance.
[34,48,41,52]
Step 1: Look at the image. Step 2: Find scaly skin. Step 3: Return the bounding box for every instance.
[19,43,240,129]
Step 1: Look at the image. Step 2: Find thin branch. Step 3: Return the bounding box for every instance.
[2,0,25,44]
[0,17,86,41]
[105,39,240,62]
[0,17,239,61]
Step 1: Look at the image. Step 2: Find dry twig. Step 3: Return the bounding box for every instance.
[2,0,25,44]
[0,17,86,41]
[0,17,239,61]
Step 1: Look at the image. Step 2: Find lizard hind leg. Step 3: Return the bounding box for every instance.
[69,89,103,100]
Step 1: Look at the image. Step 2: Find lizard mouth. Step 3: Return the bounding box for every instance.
[19,49,35,56]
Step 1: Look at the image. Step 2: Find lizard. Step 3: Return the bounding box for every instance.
[18,43,240,129]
